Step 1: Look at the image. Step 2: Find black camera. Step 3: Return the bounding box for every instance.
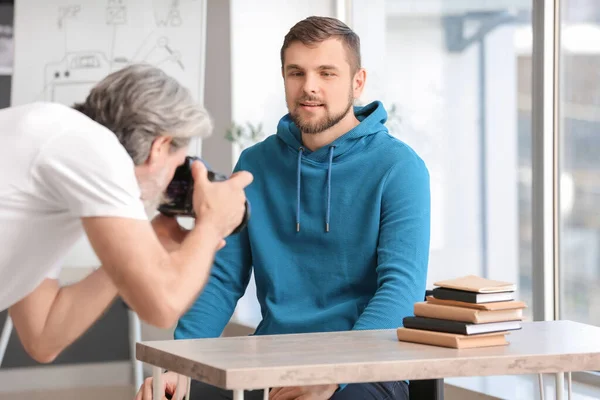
[157,156,250,235]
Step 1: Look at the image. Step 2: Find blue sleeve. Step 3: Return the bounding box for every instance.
[174,159,253,339]
[352,155,431,331]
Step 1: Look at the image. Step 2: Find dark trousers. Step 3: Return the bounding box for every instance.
[188,379,409,400]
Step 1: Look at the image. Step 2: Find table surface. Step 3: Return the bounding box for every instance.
[136,320,600,390]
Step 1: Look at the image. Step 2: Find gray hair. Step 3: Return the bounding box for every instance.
[73,64,212,165]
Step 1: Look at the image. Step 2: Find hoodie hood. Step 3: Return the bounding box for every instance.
[276,100,388,163]
[275,100,388,232]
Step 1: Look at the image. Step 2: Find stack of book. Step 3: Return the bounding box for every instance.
[397,275,526,349]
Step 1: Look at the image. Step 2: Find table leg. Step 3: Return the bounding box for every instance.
[555,372,564,400]
[263,388,269,400]
[538,374,545,400]
[233,389,244,400]
[153,366,163,400]
[567,372,572,400]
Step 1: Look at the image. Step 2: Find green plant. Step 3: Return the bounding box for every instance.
[225,121,266,149]
[385,103,403,133]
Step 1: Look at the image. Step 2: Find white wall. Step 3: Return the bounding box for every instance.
[483,25,519,285]
[348,0,387,105]
[229,0,335,161]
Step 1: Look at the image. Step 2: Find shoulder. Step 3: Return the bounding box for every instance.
[21,102,97,130]
[236,134,279,167]
[373,132,429,178]
[33,105,134,174]
[39,103,129,157]
[14,102,120,149]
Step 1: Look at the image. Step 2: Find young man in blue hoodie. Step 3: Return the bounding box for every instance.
[137,16,430,400]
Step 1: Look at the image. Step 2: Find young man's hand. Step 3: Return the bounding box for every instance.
[191,161,253,239]
[135,371,187,400]
[269,384,338,400]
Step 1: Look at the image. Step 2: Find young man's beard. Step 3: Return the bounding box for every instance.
[291,90,354,135]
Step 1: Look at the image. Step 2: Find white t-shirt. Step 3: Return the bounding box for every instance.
[0,102,148,311]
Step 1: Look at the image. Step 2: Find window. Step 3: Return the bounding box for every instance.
[559,0,600,327]
[351,0,534,319]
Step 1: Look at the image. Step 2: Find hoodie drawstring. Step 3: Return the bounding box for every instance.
[296,147,304,232]
[326,146,335,232]
[296,146,335,233]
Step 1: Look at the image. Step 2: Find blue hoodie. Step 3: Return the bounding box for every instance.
[175,100,430,339]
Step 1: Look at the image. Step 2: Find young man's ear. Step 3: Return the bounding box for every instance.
[147,136,173,166]
[353,68,367,99]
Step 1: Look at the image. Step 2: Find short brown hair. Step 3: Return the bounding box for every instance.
[280,16,361,73]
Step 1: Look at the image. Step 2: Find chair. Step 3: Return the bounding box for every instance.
[0,303,143,391]
[121,299,144,390]
[0,315,13,367]
[409,378,444,400]
[407,290,444,400]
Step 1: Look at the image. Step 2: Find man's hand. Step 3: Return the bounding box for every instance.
[191,161,253,238]
[135,371,187,400]
[269,384,338,400]
[151,210,226,252]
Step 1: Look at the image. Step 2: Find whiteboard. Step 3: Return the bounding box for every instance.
[11,0,207,268]
[12,0,207,106]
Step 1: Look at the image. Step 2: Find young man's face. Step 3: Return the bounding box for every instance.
[282,38,361,134]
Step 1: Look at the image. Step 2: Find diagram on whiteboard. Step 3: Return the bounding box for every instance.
[57,5,81,29]
[154,0,182,27]
[44,35,185,102]
[11,0,206,107]
[106,0,127,25]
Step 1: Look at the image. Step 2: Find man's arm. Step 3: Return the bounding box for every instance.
[134,225,252,400]
[352,156,431,331]
[8,268,117,363]
[175,157,254,339]
[83,162,251,329]
[8,215,194,364]
[174,226,253,339]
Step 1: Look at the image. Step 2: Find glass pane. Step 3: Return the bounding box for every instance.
[352,0,533,318]
[559,0,600,326]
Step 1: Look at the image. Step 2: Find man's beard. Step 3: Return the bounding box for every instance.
[290,91,354,135]
[139,168,171,217]
[142,192,168,217]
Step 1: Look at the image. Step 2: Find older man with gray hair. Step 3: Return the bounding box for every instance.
[0,64,252,363]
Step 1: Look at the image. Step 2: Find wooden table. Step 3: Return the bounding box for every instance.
[136,320,600,400]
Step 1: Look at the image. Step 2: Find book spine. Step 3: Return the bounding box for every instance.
[403,317,468,335]
[414,303,478,323]
[432,289,478,303]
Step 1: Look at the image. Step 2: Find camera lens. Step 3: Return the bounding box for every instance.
[165,180,188,201]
